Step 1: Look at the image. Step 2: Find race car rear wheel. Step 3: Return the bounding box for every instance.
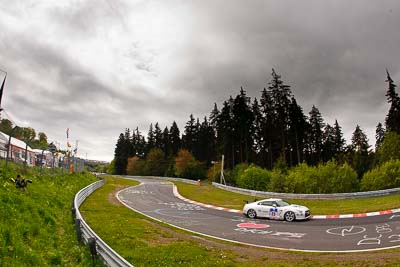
[284,211,296,222]
[247,209,257,219]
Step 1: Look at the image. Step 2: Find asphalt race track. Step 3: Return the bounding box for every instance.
[117,178,400,252]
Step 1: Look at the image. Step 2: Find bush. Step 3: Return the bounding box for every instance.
[237,164,271,191]
[206,162,222,182]
[126,156,146,175]
[361,160,400,191]
[285,161,358,193]
[174,149,206,180]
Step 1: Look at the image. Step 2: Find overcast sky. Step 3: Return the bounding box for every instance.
[0,1,399,162]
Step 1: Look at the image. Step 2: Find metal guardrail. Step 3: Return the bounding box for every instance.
[73,179,134,267]
[212,182,400,200]
[124,175,198,185]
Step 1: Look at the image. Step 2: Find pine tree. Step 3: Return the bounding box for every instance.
[216,99,235,168]
[308,105,325,164]
[385,69,400,134]
[161,126,171,157]
[322,124,335,162]
[259,88,276,168]
[114,133,126,174]
[146,123,155,154]
[267,69,292,162]
[375,122,385,151]
[288,97,308,166]
[183,114,196,152]
[350,125,371,177]
[252,98,264,166]
[232,87,254,163]
[154,122,163,149]
[333,120,345,157]
[209,103,219,135]
[169,121,181,156]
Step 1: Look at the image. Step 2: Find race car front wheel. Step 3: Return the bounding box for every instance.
[247,209,257,219]
[284,211,296,222]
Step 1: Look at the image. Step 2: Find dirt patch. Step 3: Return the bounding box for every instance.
[107,186,126,206]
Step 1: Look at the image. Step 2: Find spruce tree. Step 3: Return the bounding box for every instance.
[385,69,400,134]
[350,125,371,177]
[267,69,292,162]
[232,87,254,163]
[308,105,325,164]
[169,121,181,156]
[154,122,163,149]
[333,120,345,157]
[375,122,385,151]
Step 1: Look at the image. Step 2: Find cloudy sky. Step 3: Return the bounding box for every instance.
[0,0,399,162]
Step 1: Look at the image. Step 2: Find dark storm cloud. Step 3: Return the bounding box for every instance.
[1,0,400,160]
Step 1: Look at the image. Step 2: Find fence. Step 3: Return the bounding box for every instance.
[212,182,400,199]
[73,179,134,267]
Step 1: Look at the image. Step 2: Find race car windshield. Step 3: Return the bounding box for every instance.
[276,200,290,207]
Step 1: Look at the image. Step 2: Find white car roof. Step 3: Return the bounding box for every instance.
[257,198,283,202]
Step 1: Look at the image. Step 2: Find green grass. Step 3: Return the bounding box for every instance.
[0,161,100,266]
[81,176,400,267]
[174,181,400,214]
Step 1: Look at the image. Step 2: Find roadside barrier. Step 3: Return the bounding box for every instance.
[212,182,400,200]
[73,179,134,267]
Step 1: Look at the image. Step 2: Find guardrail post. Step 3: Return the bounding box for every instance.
[75,218,82,242]
[71,199,76,223]
[88,237,97,264]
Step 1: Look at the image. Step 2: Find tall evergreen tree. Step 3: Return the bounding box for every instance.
[252,98,264,166]
[182,114,196,152]
[385,69,400,134]
[114,133,126,174]
[154,122,163,149]
[307,105,325,164]
[232,87,254,163]
[322,124,335,162]
[209,103,219,135]
[216,99,235,168]
[288,97,308,166]
[134,127,146,158]
[259,88,276,168]
[161,126,171,158]
[350,125,371,177]
[267,69,292,161]
[375,122,385,151]
[170,121,181,156]
[333,120,345,157]
[146,123,155,154]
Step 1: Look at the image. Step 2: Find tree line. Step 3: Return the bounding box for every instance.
[112,69,400,190]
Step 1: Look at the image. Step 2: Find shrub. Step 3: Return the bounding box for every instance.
[361,160,400,191]
[175,149,206,180]
[126,156,146,175]
[236,164,272,191]
[286,161,358,193]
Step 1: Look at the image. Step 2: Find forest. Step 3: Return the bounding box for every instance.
[112,69,400,193]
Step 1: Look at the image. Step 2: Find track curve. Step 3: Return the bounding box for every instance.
[117,178,400,252]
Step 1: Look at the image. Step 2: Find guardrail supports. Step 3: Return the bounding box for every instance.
[75,218,82,242]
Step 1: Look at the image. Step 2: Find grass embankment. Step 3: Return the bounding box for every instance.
[0,162,100,266]
[81,176,400,267]
[175,181,400,214]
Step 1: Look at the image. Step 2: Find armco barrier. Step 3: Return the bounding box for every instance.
[212,182,400,200]
[74,179,134,267]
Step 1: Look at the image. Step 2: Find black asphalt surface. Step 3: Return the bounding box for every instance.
[117,178,400,252]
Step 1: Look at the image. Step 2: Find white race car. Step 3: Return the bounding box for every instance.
[243,198,311,222]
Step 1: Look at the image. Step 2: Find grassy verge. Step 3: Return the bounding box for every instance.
[0,161,99,266]
[81,176,400,267]
[174,181,400,214]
